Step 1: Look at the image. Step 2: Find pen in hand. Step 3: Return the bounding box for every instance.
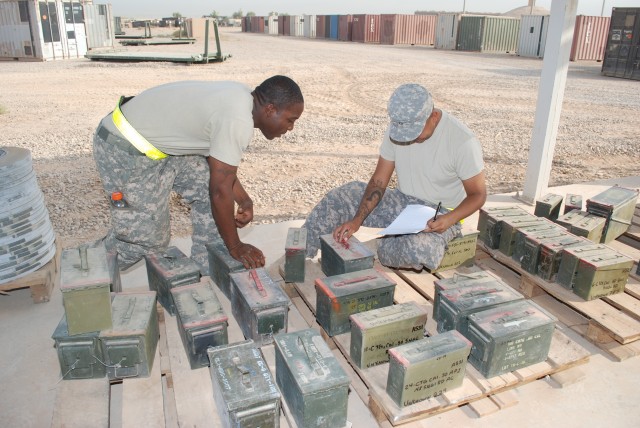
[433,202,442,222]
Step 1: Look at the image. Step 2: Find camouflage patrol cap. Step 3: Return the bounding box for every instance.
[387,84,433,144]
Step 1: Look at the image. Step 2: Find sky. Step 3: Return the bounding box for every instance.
[107,1,636,19]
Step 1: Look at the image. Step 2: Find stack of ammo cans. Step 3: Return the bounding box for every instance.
[586,186,639,243]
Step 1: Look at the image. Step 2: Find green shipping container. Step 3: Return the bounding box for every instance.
[349,301,428,369]
[99,291,159,379]
[556,244,611,289]
[586,186,639,243]
[274,329,349,428]
[171,278,229,369]
[284,227,307,283]
[51,315,106,380]
[230,268,290,345]
[60,245,113,335]
[206,239,246,300]
[208,340,281,428]
[386,330,471,407]
[319,233,374,277]
[315,268,395,336]
[534,193,563,220]
[573,251,633,300]
[466,300,556,378]
[144,246,201,316]
[457,15,520,53]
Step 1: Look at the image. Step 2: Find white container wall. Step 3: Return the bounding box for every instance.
[83,2,115,49]
[267,15,278,35]
[0,1,37,59]
[290,15,304,37]
[435,13,460,50]
[518,15,549,58]
[303,14,316,38]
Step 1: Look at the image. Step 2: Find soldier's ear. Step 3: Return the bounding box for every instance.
[263,103,277,117]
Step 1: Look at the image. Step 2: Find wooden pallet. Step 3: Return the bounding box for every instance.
[287,259,590,426]
[475,239,640,362]
[0,238,61,303]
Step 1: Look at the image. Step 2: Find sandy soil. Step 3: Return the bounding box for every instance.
[1,27,638,249]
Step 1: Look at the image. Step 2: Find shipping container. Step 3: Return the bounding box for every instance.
[278,14,285,35]
[241,16,249,32]
[303,14,316,38]
[315,15,326,38]
[281,15,291,36]
[435,13,461,50]
[290,15,303,37]
[328,14,339,40]
[518,15,549,58]
[351,14,380,43]
[570,15,610,61]
[338,14,352,41]
[380,14,437,45]
[602,7,640,80]
[250,16,264,34]
[457,15,520,53]
[266,15,278,35]
[84,3,115,50]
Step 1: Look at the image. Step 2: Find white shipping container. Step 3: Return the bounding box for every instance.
[518,15,549,58]
[435,13,460,50]
[290,15,304,37]
[303,14,316,38]
[267,15,278,35]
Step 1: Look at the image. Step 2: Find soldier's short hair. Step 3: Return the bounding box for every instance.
[253,75,304,109]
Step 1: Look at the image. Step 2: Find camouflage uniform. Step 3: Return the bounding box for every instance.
[303,181,462,270]
[93,131,219,274]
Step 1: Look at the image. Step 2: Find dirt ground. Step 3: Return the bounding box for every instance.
[1,27,638,250]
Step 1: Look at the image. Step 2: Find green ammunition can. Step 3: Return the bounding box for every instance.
[534,193,563,220]
[436,280,524,336]
[433,270,502,321]
[537,234,590,281]
[60,245,113,335]
[230,268,290,346]
[206,239,246,300]
[572,251,633,300]
[208,340,281,428]
[99,291,159,379]
[386,330,471,407]
[349,302,428,369]
[477,206,530,249]
[586,186,639,243]
[556,244,611,289]
[497,215,548,256]
[512,224,565,264]
[563,194,583,214]
[171,277,229,369]
[520,230,573,275]
[556,210,606,243]
[466,300,556,378]
[274,329,350,428]
[51,315,106,380]
[319,233,374,277]
[315,268,396,336]
[144,246,201,316]
[431,230,479,272]
[284,227,307,283]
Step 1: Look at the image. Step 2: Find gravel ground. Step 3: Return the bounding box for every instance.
[1,28,638,250]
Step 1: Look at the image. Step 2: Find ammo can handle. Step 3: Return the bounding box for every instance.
[412,338,454,354]
[232,353,253,388]
[250,269,268,298]
[493,310,534,325]
[123,298,137,321]
[333,275,377,287]
[465,288,500,297]
[293,230,300,245]
[452,272,482,283]
[79,246,89,271]
[191,291,205,316]
[297,336,325,376]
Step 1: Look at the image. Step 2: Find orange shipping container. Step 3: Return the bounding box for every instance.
[380,14,437,45]
[352,14,381,43]
[570,15,611,61]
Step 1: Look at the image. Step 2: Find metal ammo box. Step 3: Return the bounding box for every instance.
[349,301,428,369]
[99,291,159,379]
[477,206,530,249]
[497,215,549,256]
[572,251,634,300]
[436,280,524,336]
[512,224,565,264]
[433,270,502,321]
[319,233,374,277]
[537,234,590,281]
[208,340,281,428]
[144,246,201,316]
[430,230,479,272]
[274,328,350,428]
[206,239,246,300]
[51,315,106,380]
[171,277,228,369]
[564,194,583,214]
[466,300,556,378]
[60,245,113,335]
[315,268,396,336]
[556,244,611,289]
[284,227,307,283]
[520,230,574,275]
[534,193,563,220]
[386,330,471,408]
[586,186,639,243]
[230,268,290,345]
[555,210,606,243]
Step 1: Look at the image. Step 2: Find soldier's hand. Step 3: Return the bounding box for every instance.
[230,242,265,268]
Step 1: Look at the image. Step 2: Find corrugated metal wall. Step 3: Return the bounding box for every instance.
[0,1,36,59]
[351,14,380,43]
[518,15,549,58]
[303,14,316,38]
[290,15,303,37]
[267,16,278,35]
[315,15,326,38]
[84,3,114,49]
[282,16,291,36]
[328,15,339,40]
[570,15,610,61]
[338,15,352,41]
[250,16,264,34]
[457,15,483,51]
[481,16,520,53]
[380,14,437,45]
[601,7,640,80]
[435,13,460,50]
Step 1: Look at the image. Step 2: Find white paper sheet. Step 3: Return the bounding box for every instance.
[377,204,437,236]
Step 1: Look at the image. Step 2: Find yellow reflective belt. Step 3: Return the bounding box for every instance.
[112,96,168,160]
[446,207,464,224]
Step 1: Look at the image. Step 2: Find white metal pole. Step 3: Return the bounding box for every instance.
[601,0,606,16]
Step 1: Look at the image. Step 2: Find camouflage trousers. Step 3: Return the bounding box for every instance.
[302,181,462,270]
[93,129,219,274]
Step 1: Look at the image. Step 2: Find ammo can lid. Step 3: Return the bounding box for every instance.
[499,214,543,227]
[144,246,201,279]
[440,280,523,310]
[587,186,638,208]
[314,268,396,299]
[60,245,111,290]
[171,278,228,328]
[319,233,374,260]
[538,193,563,205]
[51,314,100,340]
[207,340,281,409]
[468,300,557,337]
[539,235,589,252]
[388,330,471,366]
[100,291,157,336]
[349,301,427,330]
[577,251,634,269]
[274,329,349,393]
[480,205,528,215]
[285,227,307,251]
[435,270,500,290]
[229,268,290,308]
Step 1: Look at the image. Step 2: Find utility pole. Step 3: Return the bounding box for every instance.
[463,0,466,14]
[601,0,606,16]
